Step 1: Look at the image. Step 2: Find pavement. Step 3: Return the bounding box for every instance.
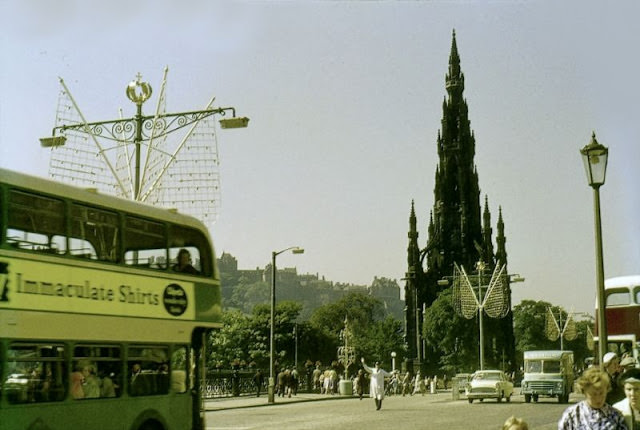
[204,390,454,411]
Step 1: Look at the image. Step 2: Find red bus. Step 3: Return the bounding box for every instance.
[595,275,640,361]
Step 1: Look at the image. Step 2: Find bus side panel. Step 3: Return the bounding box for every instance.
[606,305,640,339]
[2,395,191,430]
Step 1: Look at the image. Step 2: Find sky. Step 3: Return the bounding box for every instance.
[1,1,638,315]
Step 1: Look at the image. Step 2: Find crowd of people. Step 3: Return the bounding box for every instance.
[557,351,639,429]
[255,350,640,428]
[354,350,640,429]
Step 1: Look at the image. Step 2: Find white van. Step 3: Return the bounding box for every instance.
[521,350,574,403]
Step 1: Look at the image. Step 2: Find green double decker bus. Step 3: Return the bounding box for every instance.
[0,168,222,430]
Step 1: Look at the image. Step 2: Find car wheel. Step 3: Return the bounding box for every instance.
[506,393,511,403]
[497,392,502,403]
[533,394,539,403]
[524,394,531,403]
[468,398,473,404]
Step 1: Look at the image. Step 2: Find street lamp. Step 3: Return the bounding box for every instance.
[268,246,304,404]
[580,131,609,364]
[391,352,397,372]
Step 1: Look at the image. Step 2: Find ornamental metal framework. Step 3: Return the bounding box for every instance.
[338,316,355,380]
[545,307,577,351]
[452,261,510,370]
[41,68,249,228]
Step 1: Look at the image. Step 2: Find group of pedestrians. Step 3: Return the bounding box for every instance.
[558,351,639,429]
[357,351,640,429]
[276,367,299,398]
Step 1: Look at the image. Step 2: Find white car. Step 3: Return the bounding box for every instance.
[465,370,514,403]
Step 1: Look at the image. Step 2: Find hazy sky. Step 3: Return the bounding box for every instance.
[1,1,638,314]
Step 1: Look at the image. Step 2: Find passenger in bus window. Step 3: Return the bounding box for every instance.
[173,249,199,275]
[130,362,150,396]
[101,371,117,397]
[83,364,100,398]
[70,368,85,399]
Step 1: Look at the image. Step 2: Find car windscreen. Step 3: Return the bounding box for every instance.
[473,372,500,381]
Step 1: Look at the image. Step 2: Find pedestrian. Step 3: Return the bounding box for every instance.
[283,368,292,398]
[253,369,264,397]
[329,367,338,395]
[603,352,625,405]
[356,369,367,400]
[558,366,627,429]
[402,371,412,396]
[620,356,637,372]
[291,367,299,396]
[313,364,322,392]
[412,370,425,396]
[277,369,286,397]
[503,416,528,430]
[361,357,391,410]
[613,368,640,429]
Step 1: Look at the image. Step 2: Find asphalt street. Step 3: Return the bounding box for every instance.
[205,389,576,429]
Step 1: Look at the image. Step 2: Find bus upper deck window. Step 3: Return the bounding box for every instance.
[70,204,119,262]
[124,216,167,270]
[606,291,631,307]
[7,190,66,255]
[169,225,212,277]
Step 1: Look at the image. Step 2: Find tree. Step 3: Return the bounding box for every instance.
[308,292,404,372]
[355,316,405,368]
[512,300,594,370]
[208,301,304,370]
[423,288,480,374]
[309,292,385,334]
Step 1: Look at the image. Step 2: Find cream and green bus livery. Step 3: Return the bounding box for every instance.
[0,168,222,430]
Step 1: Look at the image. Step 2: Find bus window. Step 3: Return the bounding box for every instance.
[70,204,119,262]
[4,343,66,404]
[6,190,66,255]
[170,346,188,393]
[124,216,167,270]
[169,224,211,276]
[606,291,631,307]
[128,346,169,396]
[72,345,122,399]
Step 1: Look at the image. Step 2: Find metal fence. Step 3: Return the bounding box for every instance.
[203,370,316,399]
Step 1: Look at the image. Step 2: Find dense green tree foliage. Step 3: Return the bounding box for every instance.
[208,292,405,374]
[422,295,595,376]
[423,288,480,374]
[512,300,594,370]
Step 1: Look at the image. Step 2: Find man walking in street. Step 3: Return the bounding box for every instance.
[361,357,392,410]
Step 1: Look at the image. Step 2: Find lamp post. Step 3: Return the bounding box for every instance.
[580,131,609,364]
[268,246,304,404]
[391,352,397,373]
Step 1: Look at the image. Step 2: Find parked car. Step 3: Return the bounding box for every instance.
[465,370,514,403]
[454,373,472,392]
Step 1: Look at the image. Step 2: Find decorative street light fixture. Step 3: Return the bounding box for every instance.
[391,351,397,373]
[268,246,304,404]
[39,73,249,200]
[447,263,524,370]
[580,131,609,364]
